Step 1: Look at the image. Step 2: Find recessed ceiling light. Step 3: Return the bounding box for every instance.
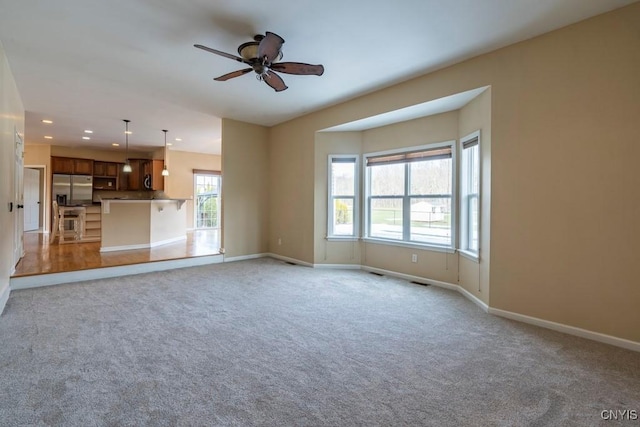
[125,131,132,135]
[42,119,53,124]
[82,136,91,140]
[44,135,53,139]
[175,138,182,141]
[112,143,120,147]
[84,130,93,134]
[166,142,173,146]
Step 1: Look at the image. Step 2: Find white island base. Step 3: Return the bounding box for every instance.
[100,199,187,252]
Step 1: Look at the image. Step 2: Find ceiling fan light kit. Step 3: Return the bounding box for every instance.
[195,31,324,92]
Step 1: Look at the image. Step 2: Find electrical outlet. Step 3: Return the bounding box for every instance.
[278,237,282,246]
[411,254,418,263]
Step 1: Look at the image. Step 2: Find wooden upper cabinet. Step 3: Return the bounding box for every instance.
[151,159,164,191]
[105,162,118,177]
[74,158,94,175]
[93,161,106,177]
[51,156,93,175]
[126,159,143,191]
[51,156,74,174]
[94,161,119,177]
[117,163,129,191]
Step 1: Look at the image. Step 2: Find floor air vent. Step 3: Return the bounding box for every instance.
[411,281,430,287]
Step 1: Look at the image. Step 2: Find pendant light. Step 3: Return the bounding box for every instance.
[122,119,132,173]
[161,129,169,176]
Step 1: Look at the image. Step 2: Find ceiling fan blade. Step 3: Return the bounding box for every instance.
[270,62,324,76]
[258,32,285,64]
[263,70,288,92]
[214,68,253,81]
[194,44,247,63]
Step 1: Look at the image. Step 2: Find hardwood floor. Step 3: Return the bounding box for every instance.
[12,229,221,277]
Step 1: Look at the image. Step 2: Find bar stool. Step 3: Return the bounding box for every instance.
[50,201,84,244]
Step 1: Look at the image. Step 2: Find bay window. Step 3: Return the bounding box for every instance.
[460,132,480,257]
[327,155,358,238]
[365,142,455,249]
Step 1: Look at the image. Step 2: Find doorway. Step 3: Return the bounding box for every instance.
[24,167,41,231]
[194,172,221,229]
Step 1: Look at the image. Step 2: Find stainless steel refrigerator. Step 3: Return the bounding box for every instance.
[52,174,93,205]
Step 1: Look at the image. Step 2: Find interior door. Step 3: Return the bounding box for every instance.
[14,130,24,267]
[23,168,40,231]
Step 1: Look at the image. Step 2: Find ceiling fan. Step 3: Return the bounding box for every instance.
[194,32,324,92]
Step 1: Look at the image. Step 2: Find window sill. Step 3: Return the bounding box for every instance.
[362,237,455,254]
[326,236,359,242]
[458,249,480,262]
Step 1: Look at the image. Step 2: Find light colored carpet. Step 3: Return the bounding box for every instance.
[1,258,638,426]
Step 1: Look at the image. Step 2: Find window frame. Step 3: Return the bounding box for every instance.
[327,154,359,240]
[193,170,222,230]
[459,131,481,261]
[363,141,457,252]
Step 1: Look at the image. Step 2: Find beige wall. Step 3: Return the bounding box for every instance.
[314,131,363,265]
[221,119,269,258]
[149,201,187,244]
[101,202,151,248]
[265,4,640,342]
[0,41,24,312]
[457,88,492,304]
[101,200,186,250]
[269,116,317,263]
[164,149,221,229]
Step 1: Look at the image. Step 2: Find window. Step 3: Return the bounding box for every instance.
[460,132,480,256]
[365,142,455,249]
[194,171,221,229]
[328,155,358,238]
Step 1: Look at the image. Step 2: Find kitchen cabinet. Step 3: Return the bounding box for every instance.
[117,163,129,191]
[51,157,74,174]
[126,159,144,191]
[74,158,94,175]
[93,161,118,178]
[51,156,94,175]
[125,159,164,191]
[93,161,119,190]
[82,205,101,242]
[143,159,165,191]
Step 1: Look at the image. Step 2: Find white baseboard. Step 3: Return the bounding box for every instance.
[489,307,640,353]
[150,236,187,247]
[313,263,361,269]
[100,243,150,253]
[10,254,224,290]
[0,284,10,315]
[361,265,488,313]
[224,253,359,270]
[267,253,314,267]
[100,236,187,253]
[361,266,458,291]
[458,286,489,312]
[224,253,269,263]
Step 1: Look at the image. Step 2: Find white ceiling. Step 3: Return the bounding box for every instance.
[0,0,634,155]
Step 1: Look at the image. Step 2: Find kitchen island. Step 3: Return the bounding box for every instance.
[100,199,187,252]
